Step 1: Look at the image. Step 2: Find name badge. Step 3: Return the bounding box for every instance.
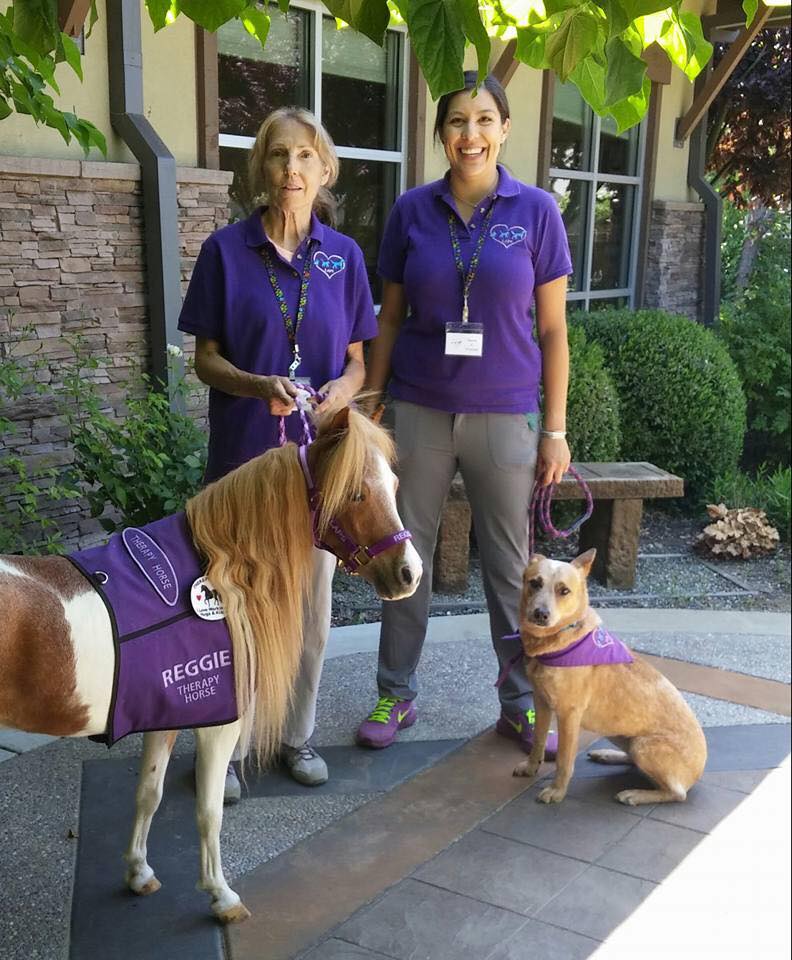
[445,322,483,357]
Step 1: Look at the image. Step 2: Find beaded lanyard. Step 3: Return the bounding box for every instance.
[261,240,315,381]
[447,197,497,323]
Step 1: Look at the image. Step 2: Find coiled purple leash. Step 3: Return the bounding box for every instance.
[277,385,324,447]
[528,466,594,556]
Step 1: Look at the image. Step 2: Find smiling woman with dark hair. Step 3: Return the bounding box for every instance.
[178,107,378,796]
[356,72,574,758]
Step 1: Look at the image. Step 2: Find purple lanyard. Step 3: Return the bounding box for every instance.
[261,239,315,381]
[448,197,497,323]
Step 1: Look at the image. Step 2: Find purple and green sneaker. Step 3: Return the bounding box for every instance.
[496,707,558,760]
[356,696,417,749]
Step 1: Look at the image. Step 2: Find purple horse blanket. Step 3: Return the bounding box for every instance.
[68,513,238,745]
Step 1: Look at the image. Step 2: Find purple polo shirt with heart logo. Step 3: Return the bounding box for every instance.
[178,208,378,482]
[378,165,572,413]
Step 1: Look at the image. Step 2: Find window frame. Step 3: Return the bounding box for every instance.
[216,0,410,195]
[544,75,646,311]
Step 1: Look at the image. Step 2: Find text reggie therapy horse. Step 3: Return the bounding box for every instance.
[0,405,422,922]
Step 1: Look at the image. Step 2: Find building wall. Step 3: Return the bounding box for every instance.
[0,2,198,166]
[643,200,705,320]
[0,157,231,547]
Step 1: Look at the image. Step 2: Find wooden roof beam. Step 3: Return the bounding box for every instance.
[675,1,773,144]
[59,0,92,38]
[491,40,519,87]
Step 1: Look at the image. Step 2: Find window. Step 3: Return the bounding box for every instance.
[549,79,644,310]
[217,2,407,300]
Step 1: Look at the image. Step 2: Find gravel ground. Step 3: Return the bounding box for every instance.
[331,505,791,625]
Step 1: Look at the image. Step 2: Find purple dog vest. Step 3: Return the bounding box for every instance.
[501,626,634,671]
[68,513,238,745]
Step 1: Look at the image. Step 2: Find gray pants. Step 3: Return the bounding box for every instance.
[377,401,538,712]
[282,547,336,747]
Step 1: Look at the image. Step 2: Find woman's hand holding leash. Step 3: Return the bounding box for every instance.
[257,375,299,416]
[536,436,571,487]
[315,375,356,415]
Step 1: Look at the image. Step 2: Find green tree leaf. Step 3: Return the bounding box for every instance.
[603,35,646,106]
[606,73,650,131]
[545,8,601,83]
[146,0,175,31]
[455,0,490,87]
[742,0,758,26]
[239,4,270,47]
[515,26,550,69]
[0,95,11,119]
[178,0,249,33]
[11,0,60,54]
[322,0,391,44]
[620,0,675,19]
[408,0,465,99]
[60,32,82,80]
[571,54,606,112]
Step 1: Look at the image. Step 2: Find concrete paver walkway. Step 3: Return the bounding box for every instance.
[0,608,789,960]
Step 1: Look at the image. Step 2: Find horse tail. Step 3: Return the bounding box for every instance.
[186,446,314,767]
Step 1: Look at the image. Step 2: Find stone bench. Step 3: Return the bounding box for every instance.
[433,462,684,592]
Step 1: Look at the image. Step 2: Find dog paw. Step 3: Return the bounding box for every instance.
[615,790,639,806]
[537,785,566,804]
[513,759,541,778]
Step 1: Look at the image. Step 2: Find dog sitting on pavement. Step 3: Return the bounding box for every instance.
[512,548,707,806]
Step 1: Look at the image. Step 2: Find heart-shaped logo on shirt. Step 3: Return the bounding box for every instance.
[313,251,346,279]
[490,223,527,249]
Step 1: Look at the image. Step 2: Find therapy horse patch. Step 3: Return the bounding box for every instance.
[68,513,238,745]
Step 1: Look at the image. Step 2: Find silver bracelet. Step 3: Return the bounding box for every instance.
[540,429,567,440]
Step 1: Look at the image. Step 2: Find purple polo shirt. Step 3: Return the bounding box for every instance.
[378,165,572,413]
[179,208,377,482]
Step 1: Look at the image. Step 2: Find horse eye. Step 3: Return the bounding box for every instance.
[351,491,366,503]
[529,578,542,589]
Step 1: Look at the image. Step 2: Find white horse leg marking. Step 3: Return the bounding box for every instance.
[124,730,177,895]
[63,590,115,736]
[194,720,250,923]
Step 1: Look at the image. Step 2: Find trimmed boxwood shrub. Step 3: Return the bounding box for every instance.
[565,323,621,462]
[573,309,746,503]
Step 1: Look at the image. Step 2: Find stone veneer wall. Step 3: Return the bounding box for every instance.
[0,156,232,548]
[643,200,706,321]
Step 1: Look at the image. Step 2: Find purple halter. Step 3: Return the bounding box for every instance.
[528,466,594,556]
[297,443,412,575]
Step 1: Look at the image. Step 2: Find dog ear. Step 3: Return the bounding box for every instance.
[571,548,596,577]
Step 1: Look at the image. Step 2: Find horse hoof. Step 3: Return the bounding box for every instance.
[133,877,161,896]
[217,903,251,924]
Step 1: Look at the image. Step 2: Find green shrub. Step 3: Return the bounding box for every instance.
[60,346,207,533]
[566,324,621,462]
[708,463,791,541]
[718,211,791,468]
[574,308,746,503]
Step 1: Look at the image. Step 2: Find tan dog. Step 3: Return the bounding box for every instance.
[513,549,707,806]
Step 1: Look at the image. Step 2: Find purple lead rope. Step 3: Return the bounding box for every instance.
[527,465,594,557]
[277,385,323,447]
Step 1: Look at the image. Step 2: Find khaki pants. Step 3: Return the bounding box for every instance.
[377,401,539,712]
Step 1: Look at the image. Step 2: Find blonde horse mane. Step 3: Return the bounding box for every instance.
[185,407,394,767]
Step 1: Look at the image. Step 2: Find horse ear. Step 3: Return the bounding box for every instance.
[371,403,385,425]
[327,406,350,433]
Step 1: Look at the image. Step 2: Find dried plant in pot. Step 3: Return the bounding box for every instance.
[695,503,780,560]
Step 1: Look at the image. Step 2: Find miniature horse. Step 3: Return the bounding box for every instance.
[0,406,422,922]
